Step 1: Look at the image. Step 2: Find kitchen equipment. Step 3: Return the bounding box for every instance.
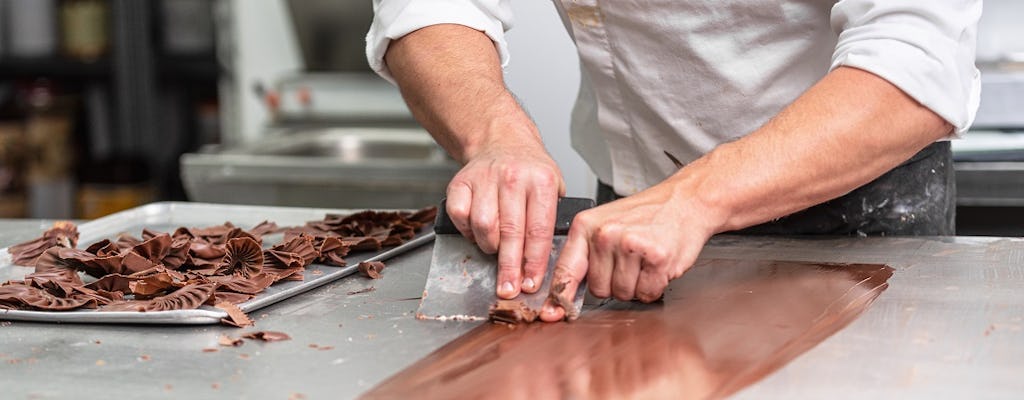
[416,197,593,321]
[0,201,434,324]
[180,127,459,209]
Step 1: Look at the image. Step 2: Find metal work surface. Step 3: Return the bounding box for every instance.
[0,203,433,324]
[1,220,1022,398]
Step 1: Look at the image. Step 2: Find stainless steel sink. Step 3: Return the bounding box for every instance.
[180,128,460,209]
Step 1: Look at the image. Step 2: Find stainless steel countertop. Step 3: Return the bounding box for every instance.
[2,220,1022,399]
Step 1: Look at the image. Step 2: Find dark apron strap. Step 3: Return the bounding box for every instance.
[595,141,956,236]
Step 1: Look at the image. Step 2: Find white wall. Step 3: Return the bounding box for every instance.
[504,1,593,198]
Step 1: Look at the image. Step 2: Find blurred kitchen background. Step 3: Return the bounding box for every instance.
[0,0,1021,235]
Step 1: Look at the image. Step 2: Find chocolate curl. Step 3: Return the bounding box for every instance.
[103,283,216,312]
[215,238,264,278]
[7,221,79,266]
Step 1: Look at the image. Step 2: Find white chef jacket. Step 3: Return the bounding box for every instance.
[367,0,981,196]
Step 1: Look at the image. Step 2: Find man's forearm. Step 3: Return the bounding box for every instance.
[675,66,953,233]
[385,24,541,163]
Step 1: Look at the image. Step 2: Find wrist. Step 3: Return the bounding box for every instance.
[458,94,543,163]
[666,168,733,237]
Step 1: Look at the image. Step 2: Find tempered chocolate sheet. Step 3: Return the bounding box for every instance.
[0,202,434,325]
[363,259,893,399]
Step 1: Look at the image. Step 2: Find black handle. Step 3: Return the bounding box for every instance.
[434,197,595,235]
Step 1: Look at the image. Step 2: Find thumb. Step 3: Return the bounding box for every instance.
[541,226,589,322]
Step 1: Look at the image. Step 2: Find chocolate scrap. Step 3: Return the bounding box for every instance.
[241,331,291,342]
[488,299,540,325]
[7,221,79,266]
[215,301,254,328]
[347,286,376,295]
[358,261,386,279]
[218,335,244,347]
[103,283,216,312]
[547,280,579,321]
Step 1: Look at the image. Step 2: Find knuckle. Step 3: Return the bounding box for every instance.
[525,224,552,240]
[593,225,619,247]
[472,214,496,233]
[500,167,520,188]
[498,222,524,238]
[643,247,669,266]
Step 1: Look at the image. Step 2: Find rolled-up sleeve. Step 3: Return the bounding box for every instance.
[830,0,982,134]
[366,0,514,84]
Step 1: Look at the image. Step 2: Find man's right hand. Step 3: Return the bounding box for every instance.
[446,137,565,299]
[383,24,565,299]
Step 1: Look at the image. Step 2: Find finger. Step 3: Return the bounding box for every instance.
[540,223,590,322]
[445,180,475,242]
[611,235,642,301]
[585,224,618,299]
[519,185,558,294]
[469,181,500,255]
[495,176,528,299]
[635,259,670,303]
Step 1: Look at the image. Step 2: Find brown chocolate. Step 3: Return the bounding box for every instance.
[358,261,386,279]
[547,280,579,320]
[216,301,254,328]
[363,260,894,399]
[7,221,78,266]
[218,335,243,347]
[0,207,435,315]
[488,299,539,325]
[241,331,291,342]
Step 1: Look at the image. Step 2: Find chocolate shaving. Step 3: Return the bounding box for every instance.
[488,299,540,325]
[103,283,216,312]
[7,221,79,266]
[218,335,243,347]
[358,261,386,279]
[547,280,579,321]
[216,301,254,328]
[214,238,264,278]
[241,331,291,342]
[0,207,435,314]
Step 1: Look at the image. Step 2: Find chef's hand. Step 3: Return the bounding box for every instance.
[446,138,566,299]
[540,180,721,321]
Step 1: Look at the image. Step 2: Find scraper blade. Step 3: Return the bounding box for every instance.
[416,197,594,322]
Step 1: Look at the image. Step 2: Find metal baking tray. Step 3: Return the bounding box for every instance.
[0,202,435,324]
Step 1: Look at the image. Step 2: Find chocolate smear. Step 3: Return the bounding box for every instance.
[347,286,376,295]
[358,261,386,279]
[363,260,894,399]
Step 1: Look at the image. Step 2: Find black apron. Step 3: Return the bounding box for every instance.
[595,142,955,236]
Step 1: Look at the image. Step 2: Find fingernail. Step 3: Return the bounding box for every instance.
[522,277,535,290]
[501,281,514,295]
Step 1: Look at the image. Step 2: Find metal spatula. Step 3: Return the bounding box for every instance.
[416,197,595,321]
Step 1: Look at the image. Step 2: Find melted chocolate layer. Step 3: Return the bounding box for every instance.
[363,260,893,399]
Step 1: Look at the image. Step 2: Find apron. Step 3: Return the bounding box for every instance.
[597,142,956,236]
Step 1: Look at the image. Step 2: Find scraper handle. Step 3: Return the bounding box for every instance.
[435,197,596,235]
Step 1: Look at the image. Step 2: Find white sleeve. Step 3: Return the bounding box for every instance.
[830,0,982,135]
[366,0,514,85]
